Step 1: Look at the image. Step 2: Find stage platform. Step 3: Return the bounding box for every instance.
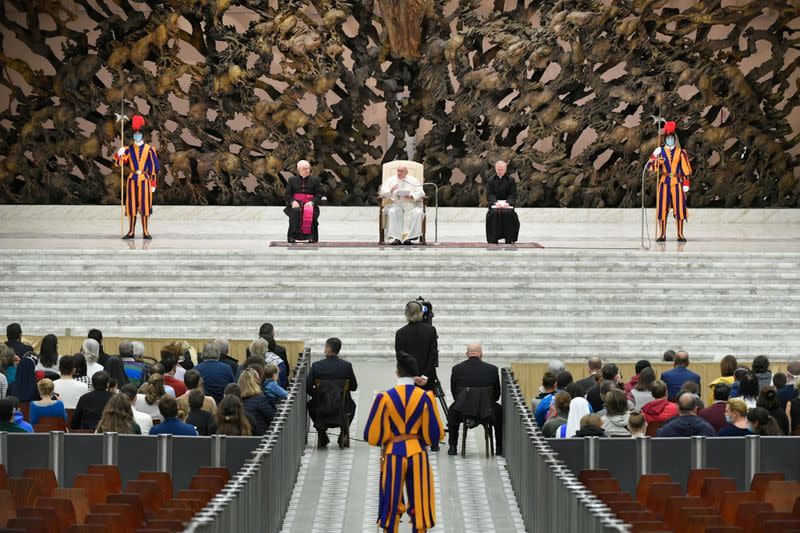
[1,204,799,363]
[1,205,799,252]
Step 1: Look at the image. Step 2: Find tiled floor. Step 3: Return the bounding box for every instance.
[281,360,526,533]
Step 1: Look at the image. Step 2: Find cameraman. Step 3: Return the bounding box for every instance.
[395,301,439,392]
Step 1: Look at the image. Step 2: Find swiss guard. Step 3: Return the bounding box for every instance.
[364,352,444,533]
[650,121,692,242]
[115,115,160,239]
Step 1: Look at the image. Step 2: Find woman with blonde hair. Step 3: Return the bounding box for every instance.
[29,378,67,425]
[135,373,167,422]
[238,367,274,435]
[96,394,141,434]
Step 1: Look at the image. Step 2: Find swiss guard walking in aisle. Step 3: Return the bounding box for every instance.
[364,352,444,533]
[115,115,161,239]
[650,120,693,242]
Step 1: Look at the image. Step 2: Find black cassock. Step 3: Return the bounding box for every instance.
[485,175,520,243]
[284,174,323,241]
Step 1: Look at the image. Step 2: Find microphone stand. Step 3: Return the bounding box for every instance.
[421,182,439,243]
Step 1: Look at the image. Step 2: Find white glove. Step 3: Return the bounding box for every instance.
[682,186,689,192]
[117,147,125,157]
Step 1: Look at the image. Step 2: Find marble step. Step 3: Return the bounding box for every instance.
[15,314,799,337]
[5,269,799,283]
[15,305,800,332]
[2,247,797,361]
[8,306,799,325]
[6,292,797,307]
[3,254,798,265]
[1,280,794,295]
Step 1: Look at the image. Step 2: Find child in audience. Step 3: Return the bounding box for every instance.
[263,363,288,404]
[185,389,212,436]
[6,396,33,432]
[628,412,646,438]
[573,414,606,437]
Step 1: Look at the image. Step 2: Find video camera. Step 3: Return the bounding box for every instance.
[414,296,434,325]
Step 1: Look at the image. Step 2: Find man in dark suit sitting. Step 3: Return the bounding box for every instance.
[4,323,33,357]
[306,337,358,448]
[395,301,439,392]
[447,342,502,456]
[576,356,602,395]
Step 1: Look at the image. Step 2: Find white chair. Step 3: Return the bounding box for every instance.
[379,160,427,243]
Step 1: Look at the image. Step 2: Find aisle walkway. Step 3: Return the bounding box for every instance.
[280,360,526,533]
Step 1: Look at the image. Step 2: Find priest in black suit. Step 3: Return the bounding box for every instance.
[447,342,503,455]
[395,301,439,392]
[284,159,323,243]
[306,337,358,447]
[485,160,520,244]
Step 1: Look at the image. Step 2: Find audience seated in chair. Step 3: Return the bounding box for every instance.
[209,393,252,436]
[699,383,731,433]
[70,371,114,431]
[96,393,141,434]
[29,378,67,425]
[627,412,646,438]
[601,389,630,437]
[53,355,89,409]
[177,369,217,418]
[238,367,274,436]
[0,398,26,432]
[195,342,235,405]
[447,343,502,456]
[185,390,213,436]
[640,380,678,424]
[307,337,357,448]
[120,384,152,434]
[656,392,715,437]
[574,414,606,437]
[148,395,198,436]
[661,351,701,401]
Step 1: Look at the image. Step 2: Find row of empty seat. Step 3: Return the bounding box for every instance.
[578,468,800,533]
[0,463,230,533]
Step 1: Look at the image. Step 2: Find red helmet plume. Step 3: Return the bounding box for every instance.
[131,115,145,131]
[663,121,676,135]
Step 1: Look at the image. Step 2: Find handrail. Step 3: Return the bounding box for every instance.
[184,348,311,533]
[502,367,628,533]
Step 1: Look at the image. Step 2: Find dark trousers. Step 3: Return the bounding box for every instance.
[447,402,503,454]
[486,208,519,243]
[285,206,320,240]
[307,401,354,433]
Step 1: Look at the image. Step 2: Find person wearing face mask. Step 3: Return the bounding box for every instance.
[114,115,161,239]
[716,397,751,436]
[649,120,693,242]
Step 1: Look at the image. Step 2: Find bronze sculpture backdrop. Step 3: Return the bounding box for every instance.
[1,0,798,207]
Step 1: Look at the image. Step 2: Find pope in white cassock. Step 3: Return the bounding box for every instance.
[379,164,426,245]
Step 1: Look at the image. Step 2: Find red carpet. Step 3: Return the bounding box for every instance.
[269,241,544,248]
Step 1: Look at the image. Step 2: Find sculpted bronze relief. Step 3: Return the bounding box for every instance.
[0,0,798,207]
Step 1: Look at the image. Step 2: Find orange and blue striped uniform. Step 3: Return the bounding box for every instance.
[115,143,160,217]
[651,145,692,239]
[651,145,691,221]
[364,382,444,533]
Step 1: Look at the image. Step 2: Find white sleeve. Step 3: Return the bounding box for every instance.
[410,177,425,200]
[379,177,394,199]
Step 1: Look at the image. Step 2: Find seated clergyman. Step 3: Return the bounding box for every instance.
[380,164,425,245]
